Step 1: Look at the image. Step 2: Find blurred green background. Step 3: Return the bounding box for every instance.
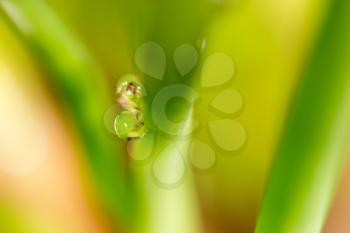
[1,0,350,232]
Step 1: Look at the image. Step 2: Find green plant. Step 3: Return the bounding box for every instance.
[0,0,216,232]
[0,0,131,226]
[255,0,350,232]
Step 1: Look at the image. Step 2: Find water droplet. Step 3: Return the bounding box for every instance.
[201,53,235,87]
[152,143,186,187]
[173,44,198,76]
[116,74,146,108]
[210,89,243,114]
[135,42,166,80]
[114,111,146,139]
[190,139,216,170]
[208,119,246,151]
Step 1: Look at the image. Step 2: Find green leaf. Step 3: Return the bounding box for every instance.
[0,0,131,224]
[255,0,350,232]
[117,0,214,232]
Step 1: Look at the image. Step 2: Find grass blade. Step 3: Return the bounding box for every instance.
[255,0,350,232]
[0,0,131,224]
[117,0,213,232]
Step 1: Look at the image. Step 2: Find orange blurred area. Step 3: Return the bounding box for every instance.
[0,21,114,233]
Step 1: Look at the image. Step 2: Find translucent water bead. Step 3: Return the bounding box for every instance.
[114,74,147,139]
[116,74,146,110]
[114,111,146,139]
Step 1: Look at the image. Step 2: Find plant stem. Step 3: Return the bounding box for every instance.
[117,0,214,232]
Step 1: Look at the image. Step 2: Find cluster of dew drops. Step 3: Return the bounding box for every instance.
[114,74,147,140]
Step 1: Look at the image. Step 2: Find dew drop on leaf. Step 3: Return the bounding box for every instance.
[116,74,146,109]
[114,111,146,139]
